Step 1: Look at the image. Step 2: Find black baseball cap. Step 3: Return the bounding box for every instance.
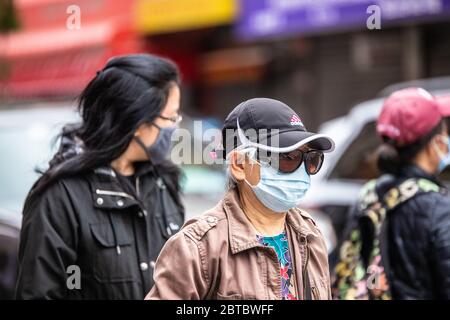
[218,98,335,159]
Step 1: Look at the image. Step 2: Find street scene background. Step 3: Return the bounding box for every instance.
[1,0,450,299]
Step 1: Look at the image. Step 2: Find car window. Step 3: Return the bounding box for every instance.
[330,120,450,183]
[330,121,381,181]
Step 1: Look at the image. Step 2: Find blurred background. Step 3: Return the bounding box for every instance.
[1,0,450,299]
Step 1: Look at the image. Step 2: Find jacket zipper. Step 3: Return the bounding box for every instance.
[135,176,140,197]
[302,236,311,300]
[96,179,148,216]
[135,176,147,217]
[95,189,135,199]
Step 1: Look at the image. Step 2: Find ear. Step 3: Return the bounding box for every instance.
[134,123,146,138]
[432,134,445,149]
[229,151,246,182]
[426,134,444,160]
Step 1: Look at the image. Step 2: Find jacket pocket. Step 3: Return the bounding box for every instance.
[90,222,137,283]
[216,292,257,300]
[216,292,243,300]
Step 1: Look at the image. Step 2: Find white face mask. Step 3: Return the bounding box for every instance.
[433,134,450,173]
[244,155,311,213]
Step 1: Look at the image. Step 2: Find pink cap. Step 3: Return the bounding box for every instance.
[377,88,443,146]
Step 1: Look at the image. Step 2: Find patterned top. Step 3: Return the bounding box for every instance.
[257,232,298,300]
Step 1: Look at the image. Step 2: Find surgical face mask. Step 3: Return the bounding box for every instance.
[244,157,311,213]
[434,134,450,173]
[135,124,177,165]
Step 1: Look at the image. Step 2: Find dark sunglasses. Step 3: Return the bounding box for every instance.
[257,149,324,175]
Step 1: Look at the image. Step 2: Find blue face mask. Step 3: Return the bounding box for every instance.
[135,124,177,165]
[435,135,450,173]
[245,162,311,213]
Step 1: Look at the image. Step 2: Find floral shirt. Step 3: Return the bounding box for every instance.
[257,232,298,300]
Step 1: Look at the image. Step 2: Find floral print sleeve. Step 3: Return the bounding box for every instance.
[257,232,299,300]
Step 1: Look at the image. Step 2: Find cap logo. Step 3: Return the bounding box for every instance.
[290,114,303,126]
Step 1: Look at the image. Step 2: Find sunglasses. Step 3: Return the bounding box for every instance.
[257,149,324,175]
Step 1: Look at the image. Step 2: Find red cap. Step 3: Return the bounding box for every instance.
[377,88,444,146]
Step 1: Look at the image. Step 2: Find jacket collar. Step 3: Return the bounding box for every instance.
[400,164,445,188]
[90,162,156,211]
[377,164,447,199]
[94,161,155,180]
[222,187,319,254]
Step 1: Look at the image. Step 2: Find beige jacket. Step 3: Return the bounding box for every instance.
[146,188,331,300]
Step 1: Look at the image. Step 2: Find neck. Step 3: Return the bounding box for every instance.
[238,185,287,237]
[111,155,135,176]
[413,156,437,176]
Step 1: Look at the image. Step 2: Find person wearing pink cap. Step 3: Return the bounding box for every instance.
[333,88,450,300]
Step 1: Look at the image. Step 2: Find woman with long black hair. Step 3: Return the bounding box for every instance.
[15,54,185,299]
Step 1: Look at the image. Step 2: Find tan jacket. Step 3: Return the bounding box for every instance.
[146,188,331,300]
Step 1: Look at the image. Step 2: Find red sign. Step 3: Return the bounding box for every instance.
[1,0,141,99]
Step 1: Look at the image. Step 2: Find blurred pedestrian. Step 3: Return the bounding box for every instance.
[146,98,335,300]
[332,88,450,300]
[16,54,185,299]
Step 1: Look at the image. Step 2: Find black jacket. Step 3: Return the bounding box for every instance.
[374,165,450,299]
[15,162,184,300]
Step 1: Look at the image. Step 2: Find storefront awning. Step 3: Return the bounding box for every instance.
[0,18,140,99]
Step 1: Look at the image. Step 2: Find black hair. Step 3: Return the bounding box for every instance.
[27,54,181,201]
[377,119,446,175]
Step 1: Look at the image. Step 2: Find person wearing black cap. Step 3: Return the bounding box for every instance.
[147,98,335,300]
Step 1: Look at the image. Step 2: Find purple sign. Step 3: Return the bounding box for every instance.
[236,0,450,39]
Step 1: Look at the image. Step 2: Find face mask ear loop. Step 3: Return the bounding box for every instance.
[235,119,265,185]
[134,136,148,153]
[232,146,259,187]
[246,151,256,178]
[151,122,162,131]
[134,136,157,167]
